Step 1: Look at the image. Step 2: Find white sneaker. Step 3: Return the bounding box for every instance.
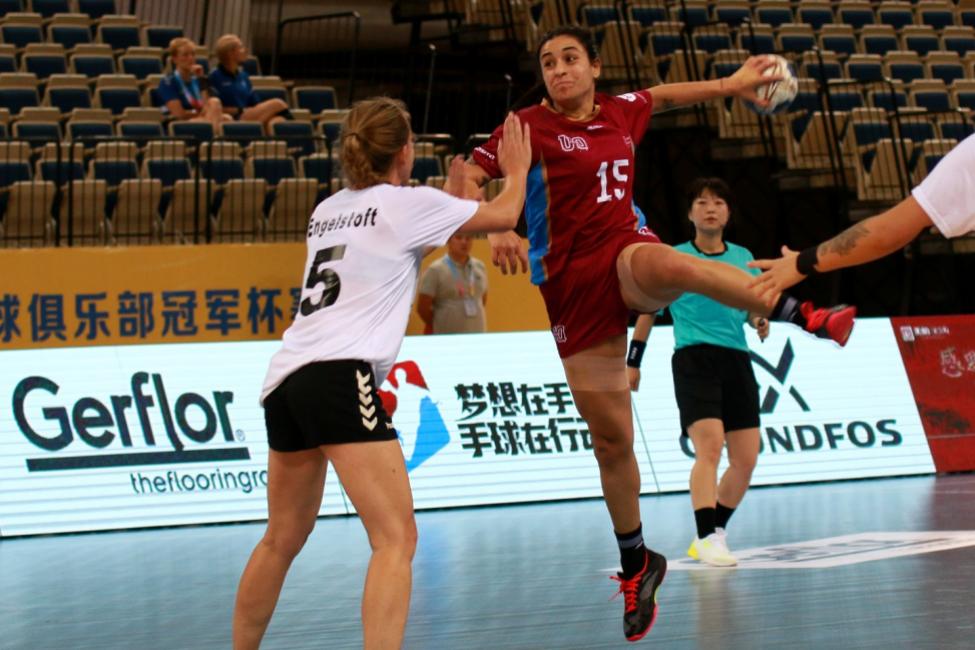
[687,532,738,567]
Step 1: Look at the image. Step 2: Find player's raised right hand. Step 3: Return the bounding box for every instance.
[497,112,532,178]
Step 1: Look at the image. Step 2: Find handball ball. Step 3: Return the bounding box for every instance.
[747,54,798,115]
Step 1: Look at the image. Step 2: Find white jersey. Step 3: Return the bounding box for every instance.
[261,184,478,402]
[912,132,975,238]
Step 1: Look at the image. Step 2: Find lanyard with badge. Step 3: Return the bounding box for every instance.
[445,257,479,317]
[175,73,203,111]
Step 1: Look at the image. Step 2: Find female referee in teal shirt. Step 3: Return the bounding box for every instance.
[628,178,768,567]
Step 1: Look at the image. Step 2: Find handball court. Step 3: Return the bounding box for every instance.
[2,473,974,649]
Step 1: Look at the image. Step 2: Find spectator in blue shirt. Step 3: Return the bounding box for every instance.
[158,37,229,130]
[209,34,290,131]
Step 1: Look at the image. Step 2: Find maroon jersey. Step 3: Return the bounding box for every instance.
[472,90,654,285]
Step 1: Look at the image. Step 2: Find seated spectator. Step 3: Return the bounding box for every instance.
[209,33,291,129]
[418,233,489,334]
[159,37,230,129]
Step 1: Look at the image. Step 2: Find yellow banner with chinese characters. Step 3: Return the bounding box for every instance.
[0,241,548,350]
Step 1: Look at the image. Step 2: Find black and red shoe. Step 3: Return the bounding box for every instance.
[800,302,857,347]
[610,549,667,642]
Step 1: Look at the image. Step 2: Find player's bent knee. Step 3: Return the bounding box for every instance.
[617,244,678,312]
[261,526,313,559]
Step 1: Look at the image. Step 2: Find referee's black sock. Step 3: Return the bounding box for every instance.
[694,507,717,540]
[715,502,736,530]
[770,294,806,327]
[615,523,647,578]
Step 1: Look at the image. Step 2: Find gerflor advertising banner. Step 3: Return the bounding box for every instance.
[0,319,935,537]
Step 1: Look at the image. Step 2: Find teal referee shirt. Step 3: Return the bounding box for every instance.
[668,241,759,352]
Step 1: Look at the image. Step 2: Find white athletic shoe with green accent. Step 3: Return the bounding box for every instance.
[687,532,738,567]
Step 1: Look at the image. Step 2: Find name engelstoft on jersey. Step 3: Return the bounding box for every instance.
[308,206,379,238]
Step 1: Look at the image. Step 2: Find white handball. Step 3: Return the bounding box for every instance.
[747,54,798,115]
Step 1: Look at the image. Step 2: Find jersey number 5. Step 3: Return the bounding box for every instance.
[596,159,629,204]
[300,245,346,316]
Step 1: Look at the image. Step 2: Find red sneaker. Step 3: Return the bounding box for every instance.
[610,550,667,642]
[800,302,857,346]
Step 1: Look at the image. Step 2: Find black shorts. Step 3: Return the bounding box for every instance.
[264,360,397,452]
[671,344,760,437]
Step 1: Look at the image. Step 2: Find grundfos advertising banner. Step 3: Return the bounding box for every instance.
[0,319,934,537]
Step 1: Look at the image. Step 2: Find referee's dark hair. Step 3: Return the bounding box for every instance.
[685,177,735,215]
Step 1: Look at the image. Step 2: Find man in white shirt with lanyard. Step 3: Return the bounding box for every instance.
[750,132,975,294]
[418,233,489,333]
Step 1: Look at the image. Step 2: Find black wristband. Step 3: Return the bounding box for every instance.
[627,340,646,368]
[796,246,820,276]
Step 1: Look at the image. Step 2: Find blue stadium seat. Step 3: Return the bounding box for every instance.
[411,156,441,183]
[170,120,214,143]
[78,0,117,19]
[253,85,287,103]
[886,56,925,84]
[826,89,864,112]
[837,4,875,30]
[911,87,952,112]
[694,31,732,54]
[200,157,244,185]
[755,6,793,28]
[942,29,975,57]
[901,28,941,57]
[271,121,315,156]
[779,29,816,54]
[38,159,85,184]
[293,86,337,114]
[926,56,965,86]
[72,54,115,78]
[940,121,975,141]
[673,5,707,27]
[0,0,23,18]
[582,6,616,26]
[251,156,295,187]
[220,120,263,145]
[797,4,834,31]
[629,6,666,27]
[13,120,60,144]
[846,55,884,82]
[96,87,141,115]
[49,24,91,49]
[23,53,67,80]
[299,154,332,186]
[145,158,191,188]
[319,119,341,143]
[0,54,16,72]
[0,87,39,115]
[868,88,908,111]
[955,88,975,112]
[714,5,750,28]
[918,5,956,31]
[67,120,112,145]
[117,121,164,139]
[2,23,43,48]
[877,3,914,30]
[242,56,260,76]
[92,160,139,186]
[820,29,857,57]
[144,25,183,49]
[0,161,32,188]
[30,0,70,17]
[98,25,141,51]
[738,29,775,55]
[861,28,899,56]
[898,119,937,144]
[961,8,975,30]
[47,86,92,113]
[119,55,163,80]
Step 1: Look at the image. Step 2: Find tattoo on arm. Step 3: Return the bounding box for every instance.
[818,222,871,258]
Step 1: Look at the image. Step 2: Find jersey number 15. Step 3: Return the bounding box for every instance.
[596,159,629,204]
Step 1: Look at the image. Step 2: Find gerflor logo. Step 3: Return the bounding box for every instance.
[13,372,250,471]
[749,340,810,413]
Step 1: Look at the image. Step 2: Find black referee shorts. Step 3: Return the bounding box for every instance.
[671,344,760,437]
[263,360,397,452]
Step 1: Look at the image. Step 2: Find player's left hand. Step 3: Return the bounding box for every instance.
[443,154,467,198]
[748,245,804,306]
[728,55,783,110]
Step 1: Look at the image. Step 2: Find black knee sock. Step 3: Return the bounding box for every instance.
[615,524,647,578]
[694,507,716,539]
[770,294,806,327]
[715,502,736,530]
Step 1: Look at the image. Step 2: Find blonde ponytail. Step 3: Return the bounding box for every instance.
[340,97,411,190]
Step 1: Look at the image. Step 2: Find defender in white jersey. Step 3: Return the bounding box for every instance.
[232,99,532,650]
[750,132,975,295]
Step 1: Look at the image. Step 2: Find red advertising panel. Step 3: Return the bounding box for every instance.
[891,316,975,472]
